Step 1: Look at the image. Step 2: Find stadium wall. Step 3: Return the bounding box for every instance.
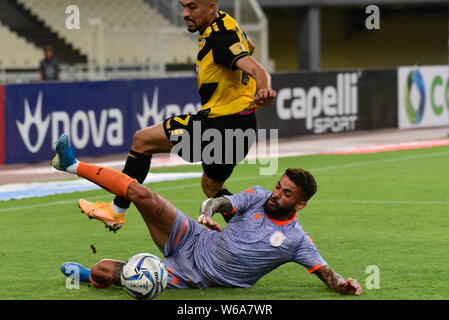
[1,67,435,165]
[265,5,447,72]
[0,84,4,165]
[320,6,447,70]
[3,78,201,164]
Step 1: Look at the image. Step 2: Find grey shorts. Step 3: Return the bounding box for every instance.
[160,209,209,289]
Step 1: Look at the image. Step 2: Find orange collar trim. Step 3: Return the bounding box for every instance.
[266,213,298,226]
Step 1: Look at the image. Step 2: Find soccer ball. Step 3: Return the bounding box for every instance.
[120,253,168,300]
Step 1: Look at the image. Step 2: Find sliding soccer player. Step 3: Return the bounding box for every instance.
[54,134,361,295]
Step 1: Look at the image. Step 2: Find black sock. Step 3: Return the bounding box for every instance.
[113,150,152,209]
[213,189,234,223]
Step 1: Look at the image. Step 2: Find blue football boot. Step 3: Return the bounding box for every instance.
[60,262,91,282]
[51,134,77,172]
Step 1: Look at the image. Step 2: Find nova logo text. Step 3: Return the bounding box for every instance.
[16,92,123,153]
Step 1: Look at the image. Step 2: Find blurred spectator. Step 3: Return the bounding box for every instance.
[39,46,60,81]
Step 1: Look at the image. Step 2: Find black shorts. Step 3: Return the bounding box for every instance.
[163,110,257,182]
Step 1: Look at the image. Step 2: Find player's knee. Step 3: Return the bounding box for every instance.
[128,183,154,204]
[91,260,114,285]
[131,129,150,154]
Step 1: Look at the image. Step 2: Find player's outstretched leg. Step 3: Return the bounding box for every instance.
[52,134,136,231]
[60,260,123,288]
[75,123,172,232]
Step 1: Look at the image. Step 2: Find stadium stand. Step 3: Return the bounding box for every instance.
[0,21,42,68]
[0,0,86,66]
[16,0,196,66]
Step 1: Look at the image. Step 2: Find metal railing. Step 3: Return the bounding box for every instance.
[0,63,195,84]
[0,0,272,83]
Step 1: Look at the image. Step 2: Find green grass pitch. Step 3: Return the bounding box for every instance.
[0,145,448,300]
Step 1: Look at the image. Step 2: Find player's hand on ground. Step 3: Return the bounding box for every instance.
[254,88,277,106]
[198,214,223,232]
[336,278,363,295]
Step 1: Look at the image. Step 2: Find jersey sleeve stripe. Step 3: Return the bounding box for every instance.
[307,264,322,274]
[230,52,250,70]
[223,207,237,216]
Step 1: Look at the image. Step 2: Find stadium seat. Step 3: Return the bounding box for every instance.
[16,0,196,66]
[0,22,42,68]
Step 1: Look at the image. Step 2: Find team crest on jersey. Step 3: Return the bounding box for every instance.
[270,231,286,247]
[229,42,246,55]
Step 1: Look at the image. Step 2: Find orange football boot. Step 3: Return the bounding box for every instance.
[78,199,126,232]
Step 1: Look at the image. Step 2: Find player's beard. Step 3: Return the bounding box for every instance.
[187,25,198,33]
[185,18,198,33]
[263,197,296,218]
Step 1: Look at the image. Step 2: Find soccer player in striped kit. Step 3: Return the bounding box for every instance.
[77,0,277,232]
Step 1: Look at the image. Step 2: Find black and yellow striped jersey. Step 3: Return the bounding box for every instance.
[196,11,258,118]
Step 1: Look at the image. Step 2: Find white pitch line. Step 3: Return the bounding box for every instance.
[307,150,449,172]
[314,200,449,205]
[167,199,449,205]
[2,197,448,213]
[0,172,203,201]
[1,150,448,211]
[0,200,80,212]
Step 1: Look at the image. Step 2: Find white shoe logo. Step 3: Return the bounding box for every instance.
[16,92,50,153]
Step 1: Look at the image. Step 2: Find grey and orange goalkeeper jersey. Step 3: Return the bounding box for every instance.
[163,185,327,288]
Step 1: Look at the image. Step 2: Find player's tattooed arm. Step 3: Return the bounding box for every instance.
[197,197,232,231]
[313,265,363,296]
[314,265,344,289]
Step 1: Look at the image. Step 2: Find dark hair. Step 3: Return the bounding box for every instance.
[284,168,317,201]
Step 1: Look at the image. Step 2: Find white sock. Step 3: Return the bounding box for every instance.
[66,160,80,174]
[111,202,128,215]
